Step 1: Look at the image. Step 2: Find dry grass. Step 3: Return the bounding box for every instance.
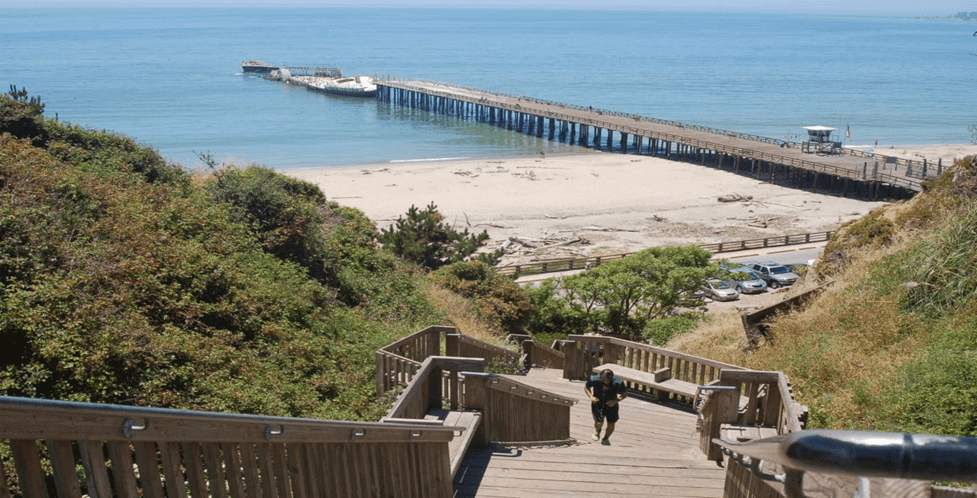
[666,311,752,365]
[419,281,510,347]
[671,234,927,428]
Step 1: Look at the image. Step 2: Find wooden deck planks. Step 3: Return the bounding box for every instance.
[454,368,727,497]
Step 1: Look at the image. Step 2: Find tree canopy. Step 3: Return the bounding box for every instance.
[529,246,717,338]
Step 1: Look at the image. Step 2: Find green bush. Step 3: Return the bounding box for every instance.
[641,314,702,346]
[560,246,717,335]
[902,203,977,317]
[890,349,977,436]
[0,99,441,420]
[378,202,498,271]
[524,279,589,336]
[428,261,533,334]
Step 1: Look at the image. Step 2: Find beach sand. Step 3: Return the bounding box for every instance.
[284,145,977,266]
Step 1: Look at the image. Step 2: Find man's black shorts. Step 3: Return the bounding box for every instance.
[591,402,620,424]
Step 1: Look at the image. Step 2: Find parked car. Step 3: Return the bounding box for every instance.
[745,262,799,289]
[700,278,739,301]
[725,268,767,294]
[786,262,811,275]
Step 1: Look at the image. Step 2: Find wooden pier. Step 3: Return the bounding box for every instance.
[377,79,934,198]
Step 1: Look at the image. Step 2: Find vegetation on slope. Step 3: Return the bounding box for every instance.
[672,156,977,436]
[0,90,455,420]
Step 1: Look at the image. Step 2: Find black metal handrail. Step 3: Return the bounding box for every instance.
[714,430,977,496]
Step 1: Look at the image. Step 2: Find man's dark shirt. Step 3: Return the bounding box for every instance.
[586,375,627,405]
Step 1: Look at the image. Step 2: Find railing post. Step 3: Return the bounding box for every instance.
[429,364,444,412]
[446,334,460,358]
[376,351,386,395]
[521,340,535,368]
[699,388,739,461]
[463,374,489,447]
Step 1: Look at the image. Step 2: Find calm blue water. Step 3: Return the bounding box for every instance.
[4,9,976,169]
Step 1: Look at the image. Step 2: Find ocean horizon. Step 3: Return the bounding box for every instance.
[4,8,976,170]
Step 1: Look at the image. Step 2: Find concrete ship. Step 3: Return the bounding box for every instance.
[241,60,277,74]
[250,63,377,98]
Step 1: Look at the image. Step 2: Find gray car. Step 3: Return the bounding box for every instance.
[746,261,799,289]
[725,268,767,294]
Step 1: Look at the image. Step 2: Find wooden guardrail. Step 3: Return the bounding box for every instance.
[462,372,576,444]
[383,356,486,421]
[505,334,567,369]
[0,395,461,498]
[376,325,449,395]
[496,231,833,277]
[376,326,523,395]
[560,334,807,466]
[377,328,575,446]
[562,335,746,403]
[446,333,523,371]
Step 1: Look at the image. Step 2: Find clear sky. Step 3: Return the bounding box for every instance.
[12,0,977,15]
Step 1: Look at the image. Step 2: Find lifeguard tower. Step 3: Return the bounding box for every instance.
[800,125,843,154]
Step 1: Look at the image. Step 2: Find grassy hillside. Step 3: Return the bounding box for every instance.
[672,156,977,436]
[0,91,460,420]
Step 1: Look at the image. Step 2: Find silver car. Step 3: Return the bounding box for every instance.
[747,261,800,289]
[725,269,767,294]
[701,278,740,301]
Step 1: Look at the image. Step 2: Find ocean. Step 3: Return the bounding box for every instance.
[4,8,976,170]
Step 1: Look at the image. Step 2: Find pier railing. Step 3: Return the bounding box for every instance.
[0,395,461,498]
[497,231,833,278]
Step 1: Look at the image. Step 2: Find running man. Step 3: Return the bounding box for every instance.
[584,368,628,445]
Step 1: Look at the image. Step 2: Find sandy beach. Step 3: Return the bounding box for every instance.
[284,145,977,266]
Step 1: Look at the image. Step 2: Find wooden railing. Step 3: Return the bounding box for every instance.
[376,326,523,396]
[698,231,833,253]
[382,356,487,421]
[496,231,833,278]
[462,373,576,444]
[446,333,523,371]
[697,370,807,461]
[375,325,447,395]
[563,335,745,403]
[559,335,807,466]
[379,356,575,446]
[0,395,461,498]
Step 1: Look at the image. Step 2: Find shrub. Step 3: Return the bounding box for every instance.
[524,279,589,336]
[378,202,498,271]
[428,261,533,334]
[560,246,717,335]
[642,314,702,346]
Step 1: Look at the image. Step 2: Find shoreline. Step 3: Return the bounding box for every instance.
[282,145,977,266]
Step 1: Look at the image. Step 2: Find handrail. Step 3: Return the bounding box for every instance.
[0,395,456,443]
[714,430,977,496]
[465,371,577,407]
[0,395,462,498]
[382,356,486,421]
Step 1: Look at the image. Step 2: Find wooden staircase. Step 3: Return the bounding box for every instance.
[453,368,727,497]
